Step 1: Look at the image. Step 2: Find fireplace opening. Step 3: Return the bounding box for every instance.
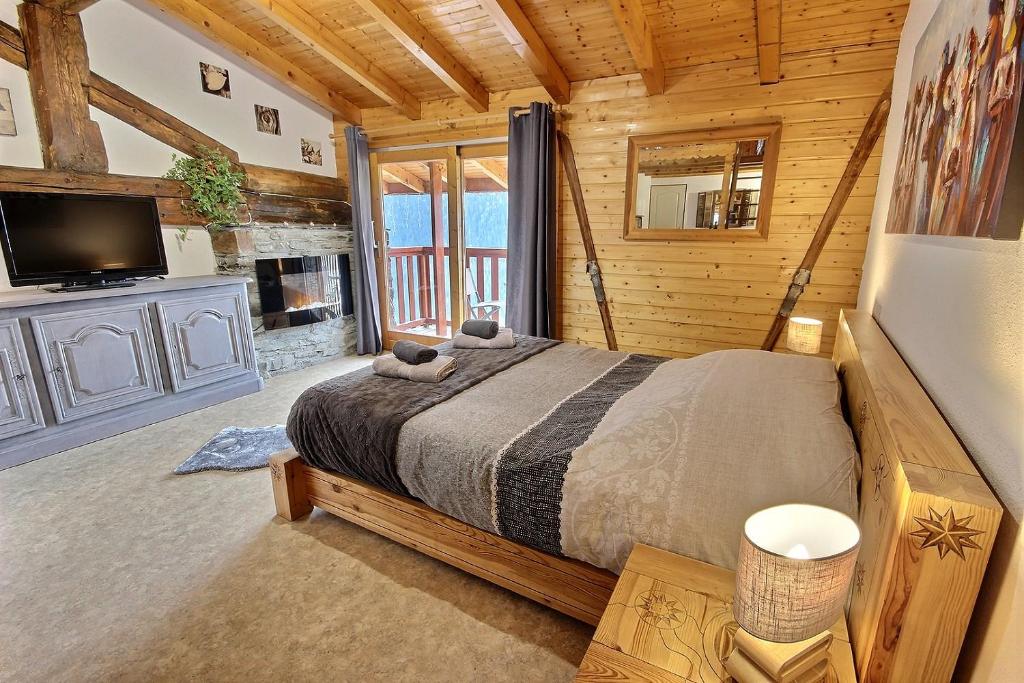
[255,255,354,330]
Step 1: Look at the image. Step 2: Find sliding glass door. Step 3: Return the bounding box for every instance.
[370,143,508,346]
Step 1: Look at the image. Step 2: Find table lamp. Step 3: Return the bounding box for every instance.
[787,317,823,355]
[727,504,860,683]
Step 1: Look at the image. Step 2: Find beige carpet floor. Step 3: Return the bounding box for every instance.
[0,357,593,682]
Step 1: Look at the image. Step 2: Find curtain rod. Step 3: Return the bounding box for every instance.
[368,136,509,152]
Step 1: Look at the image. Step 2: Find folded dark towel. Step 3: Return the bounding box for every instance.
[461,319,499,339]
[392,340,438,365]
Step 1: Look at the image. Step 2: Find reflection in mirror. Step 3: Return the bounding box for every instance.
[634,138,765,231]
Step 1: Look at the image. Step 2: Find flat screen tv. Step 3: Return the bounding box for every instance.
[0,192,167,291]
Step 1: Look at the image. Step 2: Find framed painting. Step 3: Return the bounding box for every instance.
[886,0,1023,240]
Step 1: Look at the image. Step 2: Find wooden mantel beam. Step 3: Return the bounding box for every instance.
[478,0,570,104]
[755,0,781,85]
[351,0,489,113]
[241,0,421,120]
[606,0,664,95]
[145,0,362,123]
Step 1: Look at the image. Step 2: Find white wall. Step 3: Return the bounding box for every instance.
[0,2,41,168]
[0,0,337,291]
[857,1,1024,680]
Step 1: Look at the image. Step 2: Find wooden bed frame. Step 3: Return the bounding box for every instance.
[270,310,1001,682]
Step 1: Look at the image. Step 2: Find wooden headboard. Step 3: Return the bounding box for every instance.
[834,310,1001,682]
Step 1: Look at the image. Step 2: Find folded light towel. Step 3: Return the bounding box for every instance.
[461,318,499,339]
[392,339,438,365]
[453,327,515,349]
[373,354,458,383]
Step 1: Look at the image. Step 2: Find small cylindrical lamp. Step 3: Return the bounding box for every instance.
[786,317,823,355]
[733,504,860,643]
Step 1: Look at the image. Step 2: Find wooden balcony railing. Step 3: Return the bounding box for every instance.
[387,246,506,332]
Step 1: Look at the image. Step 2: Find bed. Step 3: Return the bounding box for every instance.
[269,311,1001,682]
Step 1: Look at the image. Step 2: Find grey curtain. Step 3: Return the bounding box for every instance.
[506,102,556,337]
[345,126,382,355]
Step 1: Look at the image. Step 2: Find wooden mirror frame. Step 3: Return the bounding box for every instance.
[622,122,783,241]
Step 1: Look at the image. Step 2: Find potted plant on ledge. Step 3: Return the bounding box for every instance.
[164,145,248,240]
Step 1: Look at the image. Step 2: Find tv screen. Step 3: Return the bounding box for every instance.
[0,192,167,287]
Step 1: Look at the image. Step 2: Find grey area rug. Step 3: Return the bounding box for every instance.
[174,425,292,474]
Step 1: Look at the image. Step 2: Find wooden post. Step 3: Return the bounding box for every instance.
[557,131,617,351]
[446,146,466,334]
[428,161,449,336]
[18,2,107,172]
[269,450,313,521]
[761,82,892,351]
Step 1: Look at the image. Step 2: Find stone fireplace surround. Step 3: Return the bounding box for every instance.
[212,223,356,377]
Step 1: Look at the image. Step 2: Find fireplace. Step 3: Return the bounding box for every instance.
[255,255,353,330]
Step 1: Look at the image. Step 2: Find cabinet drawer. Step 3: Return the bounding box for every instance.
[156,292,256,393]
[31,303,164,423]
[0,319,44,439]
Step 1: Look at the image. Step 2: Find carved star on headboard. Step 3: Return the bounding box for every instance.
[910,507,984,560]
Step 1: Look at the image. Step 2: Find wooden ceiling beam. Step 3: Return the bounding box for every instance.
[478,0,569,104]
[473,158,508,189]
[381,166,427,193]
[755,0,781,85]
[606,0,663,95]
[30,0,101,14]
[350,0,489,113]
[241,0,421,120]
[145,0,362,123]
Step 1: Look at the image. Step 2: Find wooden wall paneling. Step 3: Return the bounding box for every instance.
[605,0,664,95]
[345,15,905,361]
[18,2,107,172]
[477,0,571,104]
[240,0,422,120]
[761,80,891,350]
[755,0,782,84]
[145,0,362,123]
[350,0,490,113]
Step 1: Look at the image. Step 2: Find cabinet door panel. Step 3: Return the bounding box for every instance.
[0,319,44,439]
[157,292,255,392]
[31,303,164,423]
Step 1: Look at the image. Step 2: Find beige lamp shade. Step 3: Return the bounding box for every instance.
[786,317,823,354]
[733,504,860,643]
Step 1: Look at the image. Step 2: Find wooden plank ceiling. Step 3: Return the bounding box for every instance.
[152,0,907,121]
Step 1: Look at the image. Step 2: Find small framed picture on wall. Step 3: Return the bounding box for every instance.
[199,62,231,99]
[0,88,17,136]
[255,105,281,135]
[301,138,323,166]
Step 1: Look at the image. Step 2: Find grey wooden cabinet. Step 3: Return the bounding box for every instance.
[156,292,256,393]
[0,276,263,469]
[31,302,165,424]
[0,319,44,439]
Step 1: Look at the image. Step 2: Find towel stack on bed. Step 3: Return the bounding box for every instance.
[373,340,457,383]
[453,319,516,349]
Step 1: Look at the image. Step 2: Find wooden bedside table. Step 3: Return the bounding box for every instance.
[576,544,857,682]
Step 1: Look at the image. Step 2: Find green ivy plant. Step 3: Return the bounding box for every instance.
[164,146,247,239]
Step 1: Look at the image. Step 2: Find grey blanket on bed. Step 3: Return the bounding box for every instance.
[286,334,559,495]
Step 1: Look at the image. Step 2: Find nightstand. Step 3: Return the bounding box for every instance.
[576,544,857,682]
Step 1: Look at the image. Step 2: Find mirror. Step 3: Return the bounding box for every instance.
[623,123,781,241]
